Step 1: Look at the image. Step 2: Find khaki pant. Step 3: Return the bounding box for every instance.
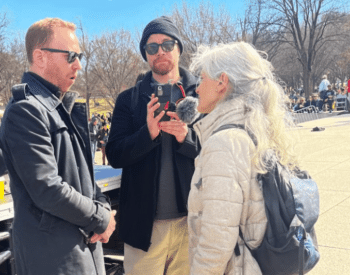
[124,216,190,275]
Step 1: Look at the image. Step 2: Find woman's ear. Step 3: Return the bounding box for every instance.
[217,73,230,94]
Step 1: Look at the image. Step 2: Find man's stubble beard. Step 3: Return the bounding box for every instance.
[150,58,175,76]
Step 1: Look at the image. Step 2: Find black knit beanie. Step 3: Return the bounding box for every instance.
[140,16,183,61]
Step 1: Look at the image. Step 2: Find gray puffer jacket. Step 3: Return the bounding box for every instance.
[188,98,267,275]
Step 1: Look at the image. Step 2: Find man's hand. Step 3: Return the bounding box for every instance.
[159,111,188,143]
[90,233,102,244]
[147,94,165,140]
[90,210,117,244]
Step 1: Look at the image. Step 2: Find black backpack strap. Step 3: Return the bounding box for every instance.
[11,84,29,102]
[212,123,245,135]
[131,80,142,111]
[234,227,253,257]
[211,123,257,146]
[234,227,244,256]
[234,242,241,256]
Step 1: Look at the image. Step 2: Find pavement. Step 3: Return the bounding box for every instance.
[94,111,350,274]
[294,112,350,274]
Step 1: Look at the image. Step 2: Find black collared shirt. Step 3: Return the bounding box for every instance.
[28,72,61,99]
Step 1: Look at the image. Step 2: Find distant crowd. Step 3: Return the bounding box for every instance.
[89,112,112,165]
[286,76,349,114]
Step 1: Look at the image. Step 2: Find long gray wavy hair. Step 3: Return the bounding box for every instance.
[190,42,298,173]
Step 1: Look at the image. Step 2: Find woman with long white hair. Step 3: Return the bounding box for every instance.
[187,42,298,274]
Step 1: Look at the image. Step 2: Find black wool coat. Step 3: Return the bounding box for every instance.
[0,72,111,275]
[106,68,201,251]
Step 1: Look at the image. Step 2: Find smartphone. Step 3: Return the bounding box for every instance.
[154,84,172,121]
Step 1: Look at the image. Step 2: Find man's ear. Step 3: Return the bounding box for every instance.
[32,48,46,69]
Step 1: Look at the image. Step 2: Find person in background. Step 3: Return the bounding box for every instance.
[293,96,305,111]
[319,75,330,96]
[304,96,312,108]
[187,41,298,274]
[106,112,112,124]
[324,84,336,113]
[100,114,107,125]
[97,122,109,165]
[315,93,324,112]
[335,87,347,111]
[0,17,115,275]
[106,16,200,275]
[310,93,320,111]
[89,116,100,162]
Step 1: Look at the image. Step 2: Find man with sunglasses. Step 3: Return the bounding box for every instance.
[106,16,200,275]
[0,18,116,275]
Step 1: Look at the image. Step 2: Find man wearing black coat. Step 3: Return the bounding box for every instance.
[106,16,200,275]
[0,18,116,275]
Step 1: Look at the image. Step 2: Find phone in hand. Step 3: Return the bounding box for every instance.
[154,84,172,121]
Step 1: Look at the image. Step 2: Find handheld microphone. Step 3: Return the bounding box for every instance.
[176,96,200,124]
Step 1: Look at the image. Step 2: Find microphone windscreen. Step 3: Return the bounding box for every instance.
[176,96,199,124]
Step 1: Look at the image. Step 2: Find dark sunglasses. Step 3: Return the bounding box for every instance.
[41,48,83,63]
[144,40,178,55]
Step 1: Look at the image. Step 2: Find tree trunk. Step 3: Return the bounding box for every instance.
[86,92,91,119]
[302,65,313,99]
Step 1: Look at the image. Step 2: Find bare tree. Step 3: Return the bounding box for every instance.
[239,0,284,60]
[0,12,9,99]
[331,16,350,84]
[74,21,102,117]
[0,41,27,105]
[0,12,8,52]
[0,13,21,105]
[267,0,349,97]
[271,43,303,89]
[170,1,237,68]
[91,30,146,105]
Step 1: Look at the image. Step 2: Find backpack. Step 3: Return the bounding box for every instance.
[131,80,142,111]
[212,124,320,275]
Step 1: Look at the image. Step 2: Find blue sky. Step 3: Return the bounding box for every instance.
[1,0,246,39]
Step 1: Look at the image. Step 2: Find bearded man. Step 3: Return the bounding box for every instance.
[106,16,200,275]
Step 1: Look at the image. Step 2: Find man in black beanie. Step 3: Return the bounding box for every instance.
[106,16,200,274]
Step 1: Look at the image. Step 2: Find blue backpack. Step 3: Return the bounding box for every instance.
[212,124,320,275]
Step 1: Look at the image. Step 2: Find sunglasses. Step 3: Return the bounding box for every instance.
[41,48,83,63]
[144,40,178,55]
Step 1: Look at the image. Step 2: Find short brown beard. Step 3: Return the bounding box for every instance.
[151,58,175,76]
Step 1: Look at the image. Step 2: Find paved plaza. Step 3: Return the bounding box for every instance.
[295,113,350,274]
